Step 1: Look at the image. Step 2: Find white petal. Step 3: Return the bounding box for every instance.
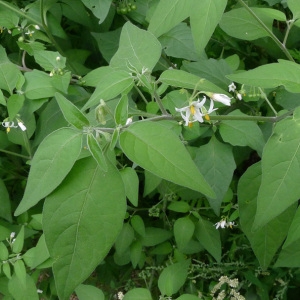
[212,94,231,106]
[18,122,27,131]
[228,82,236,92]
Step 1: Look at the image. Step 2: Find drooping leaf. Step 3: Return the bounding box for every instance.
[119,121,215,197]
[43,157,126,300]
[55,92,89,129]
[253,107,300,229]
[158,259,190,296]
[194,136,236,215]
[190,0,227,54]
[110,22,161,73]
[227,60,300,93]
[15,128,82,216]
[195,218,221,262]
[238,162,296,269]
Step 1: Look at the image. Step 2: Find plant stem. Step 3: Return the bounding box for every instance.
[237,0,295,62]
[259,88,277,116]
[0,149,31,160]
[153,91,169,115]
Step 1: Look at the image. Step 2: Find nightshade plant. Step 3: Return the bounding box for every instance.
[1,0,300,299]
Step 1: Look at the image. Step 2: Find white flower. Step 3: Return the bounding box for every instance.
[17,121,26,131]
[56,56,61,61]
[117,291,124,300]
[228,82,236,92]
[200,98,218,120]
[215,219,227,229]
[34,25,40,30]
[125,117,133,125]
[25,29,34,36]
[37,289,43,294]
[210,93,232,106]
[237,93,242,100]
[175,98,206,126]
[10,232,16,239]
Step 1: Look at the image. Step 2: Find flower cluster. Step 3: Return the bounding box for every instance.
[215,219,236,229]
[175,91,232,127]
[211,276,245,300]
[1,120,26,133]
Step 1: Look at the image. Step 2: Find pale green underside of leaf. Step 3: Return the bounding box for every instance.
[227,60,300,93]
[119,121,215,197]
[110,22,161,73]
[220,7,286,40]
[15,128,82,216]
[43,157,126,300]
[238,162,296,269]
[253,107,300,229]
[159,69,229,95]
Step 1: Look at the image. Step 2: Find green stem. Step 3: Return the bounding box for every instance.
[0,149,31,160]
[154,91,169,115]
[282,20,294,47]
[237,0,295,62]
[259,87,277,116]
[133,85,148,105]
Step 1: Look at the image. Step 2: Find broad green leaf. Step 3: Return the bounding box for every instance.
[0,180,12,222]
[159,23,199,61]
[176,295,200,300]
[34,51,66,71]
[219,110,265,155]
[194,136,236,215]
[13,260,26,287]
[123,288,152,300]
[55,93,89,129]
[195,218,221,262]
[238,162,296,269]
[148,0,192,38]
[119,121,215,197]
[227,60,300,93]
[7,94,25,120]
[130,240,143,268]
[287,0,300,20]
[219,8,286,40]
[143,170,162,196]
[115,94,129,125]
[81,0,112,24]
[131,215,145,237]
[43,157,126,300]
[158,259,190,296]
[141,227,172,247]
[0,46,23,95]
[87,134,108,171]
[0,5,19,29]
[75,284,105,300]
[82,70,134,110]
[8,274,38,300]
[159,69,229,95]
[83,66,116,87]
[168,201,190,213]
[120,167,139,206]
[174,217,195,249]
[110,22,161,73]
[190,0,227,54]
[253,107,300,229]
[0,242,9,260]
[115,223,135,255]
[15,128,82,216]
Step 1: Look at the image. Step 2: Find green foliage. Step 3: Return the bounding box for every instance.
[1,0,300,299]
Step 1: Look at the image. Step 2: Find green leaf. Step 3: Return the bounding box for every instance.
[141,227,172,247]
[158,259,190,296]
[81,0,112,24]
[287,0,300,20]
[238,162,296,269]
[75,284,105,300]
[130,240,143,268]
[194,136,236,215]
[15,128,82,216]
[55,93,89,129]
[168,201,190,213]
[13,260,26,288]
[0,242,9,261]
[115,223,135,255]
[190,0,227,54]
[43,157,126,300]
[174,217,195,249]
[119,121,215,197]
[34,51,66,71]
[83,66,116,87]
[253,107,300,229]
[220,7,286,40]
[120,167,139,206]
[159,23,199,61]
[8,274,39,300]
[123,288,153,300]
[227,60,300,93]
[82,70,134,110]
[176,295,201,300]
[86,134,108,172]
[195,218,221,262]
[159,69,229,95]
[0,180,12,222]
[115,94,129,125]
[110,22,161,73]
[12,226,24,254]
[219,110,265,155]
[0,46,23,95]
[148,0,193,38]
[7,94,25,120]
[131,215,145,237]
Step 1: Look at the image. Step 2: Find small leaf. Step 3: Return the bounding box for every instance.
[7,94,25,120]
[158,259,190,296]
[287,0,300,20]
[81,0,112,24]
[75,284,105,300]
[131,215,146,237]
[13,260,27,287]
[0,179,12,222]
[115,95,129,125]
[12,226,24,254]
[120,167,139,206]
[174,217,195,249]
[87,134,108,172]
[123,288,153,300]
[34,50,66,71]
[141,227,172,247]
[55,93,89,129]
[115,223,135,255]
[15,128,82,215]
[119,121,215,197]
[0,242,9,260]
